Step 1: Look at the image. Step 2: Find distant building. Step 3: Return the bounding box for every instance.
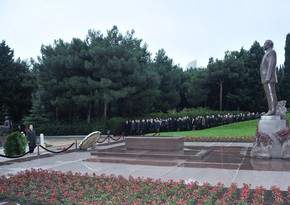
[186,60,197,69]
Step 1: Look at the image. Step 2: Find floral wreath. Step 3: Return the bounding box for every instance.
[274,128,290,143]
[255,128,272,146]
[272,118,290,143]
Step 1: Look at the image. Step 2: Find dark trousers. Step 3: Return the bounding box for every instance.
[29,146,36,153]
[263,83,277,113]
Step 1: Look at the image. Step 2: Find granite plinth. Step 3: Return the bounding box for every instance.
[251,116,287,158]
[92,146,213,160]
[89,145,290,171]
[125,136,184,151]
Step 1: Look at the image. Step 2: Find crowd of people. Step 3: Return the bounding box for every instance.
[124,112,260,136]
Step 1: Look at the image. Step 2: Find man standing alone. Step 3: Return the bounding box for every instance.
[260,40,278,116]
[26,124,36,153]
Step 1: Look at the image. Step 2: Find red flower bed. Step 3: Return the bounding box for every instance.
[184,136,255,143]
[0,169,289,204]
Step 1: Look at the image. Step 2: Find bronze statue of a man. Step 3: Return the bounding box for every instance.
[260,40,277,116]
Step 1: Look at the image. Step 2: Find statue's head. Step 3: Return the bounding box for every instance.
[263,40,274,50]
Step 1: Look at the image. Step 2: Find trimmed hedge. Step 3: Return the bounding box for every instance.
[34,117,124,136]
[4,131,27,156]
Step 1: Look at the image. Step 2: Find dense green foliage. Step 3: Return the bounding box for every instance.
[4,131,27,156]
[31,27,271,125]
[0,28,289,135]
[279,33,290,102]
[36,117,124,135]
[0,41,36,122]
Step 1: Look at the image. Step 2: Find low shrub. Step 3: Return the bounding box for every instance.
[106,117,125,135]
[4,131,27,156]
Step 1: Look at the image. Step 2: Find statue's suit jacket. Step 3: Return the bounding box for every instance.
[260,49,277,84]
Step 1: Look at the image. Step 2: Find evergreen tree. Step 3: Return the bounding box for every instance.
[280,33,290,103]
[153,49,182,112]
[22,91,49,129]
[241,41,265,112]
[207,51,245,111]
[222,51,246,111]
[10,59,37,121]
[35,38,92,122]
[0,41,36,121]
[276,64,284,100]
[36,39,71,122]
[86,26,159,117]
[0,40,14,119]
[181,68,209,108]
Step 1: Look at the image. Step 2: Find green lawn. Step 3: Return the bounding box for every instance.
[151,113,290,137]
[155,119,258,137]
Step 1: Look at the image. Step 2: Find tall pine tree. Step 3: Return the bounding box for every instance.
[280,33,290,103]
[0,41,36,121]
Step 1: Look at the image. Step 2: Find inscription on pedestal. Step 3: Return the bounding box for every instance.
[260,115,282,120]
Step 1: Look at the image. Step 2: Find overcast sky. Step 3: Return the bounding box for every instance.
[1,0,289,68]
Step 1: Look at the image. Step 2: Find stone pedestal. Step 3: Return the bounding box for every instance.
[251,115,288,159]
[125,136,184,151]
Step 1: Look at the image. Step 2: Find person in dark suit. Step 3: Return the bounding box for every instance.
[260,40,277,116]
[26,124,36,153]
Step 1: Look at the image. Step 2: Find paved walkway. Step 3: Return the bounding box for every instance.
[1,140,290,192]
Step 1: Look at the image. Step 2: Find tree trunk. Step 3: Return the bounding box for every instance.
[103,101,108,118]
[55,107,59,124]
[219,81,223,111]
[87,102,91,123]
